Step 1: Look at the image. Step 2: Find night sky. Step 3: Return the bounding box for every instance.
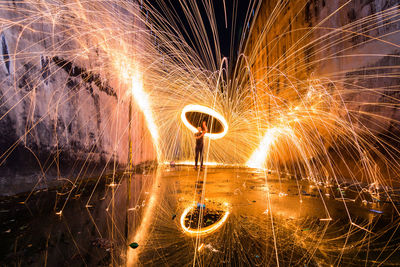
[148,0,256,71]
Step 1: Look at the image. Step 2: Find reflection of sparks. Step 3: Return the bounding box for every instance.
[180,205,230,236]
[181,104,228,140]
[127,169,162,265]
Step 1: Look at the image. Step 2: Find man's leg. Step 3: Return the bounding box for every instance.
[195,146,199,168]
[200,146,203,168]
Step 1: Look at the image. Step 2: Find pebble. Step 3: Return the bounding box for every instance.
[129,242,139,249]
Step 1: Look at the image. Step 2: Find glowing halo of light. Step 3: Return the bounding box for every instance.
[181,104,228,140]
[180,205,230,236]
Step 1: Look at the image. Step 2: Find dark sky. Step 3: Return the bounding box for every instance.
[213,0,250,58]
[147,0,255,71]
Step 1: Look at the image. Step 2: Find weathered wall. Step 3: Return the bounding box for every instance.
[243,0,400,181]
[0,1,156,195]
[245,0,400,133]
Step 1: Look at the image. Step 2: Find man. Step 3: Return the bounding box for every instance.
[194,125,206,170]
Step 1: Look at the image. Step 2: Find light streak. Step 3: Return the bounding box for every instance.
[181,104,228,140]
[197,243,204,252]
[127,169,162,265]
[180,205,230,236]
[246,127,291,169]
[130,73,161,160]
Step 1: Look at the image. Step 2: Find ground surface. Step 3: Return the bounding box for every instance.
[1,167,400,266]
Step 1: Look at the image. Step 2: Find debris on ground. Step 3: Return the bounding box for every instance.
[128,205,140,211]
[129,242,139,249]
[370,209,383,214]
[234,188,241,195]
[92,238,113,250]
[205,244,219,253]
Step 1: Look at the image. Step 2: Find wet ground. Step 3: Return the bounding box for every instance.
[1,166,400,266]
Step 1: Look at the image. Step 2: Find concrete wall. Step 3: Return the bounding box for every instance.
[243,0,400,181]
[244,0,400,133]
[0,1,156,195]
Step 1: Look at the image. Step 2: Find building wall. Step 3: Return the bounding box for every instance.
[243,0,400,181]
[0,1,156,195]
[244,0,400,133]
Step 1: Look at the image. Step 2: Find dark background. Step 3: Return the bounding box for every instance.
[146,0,258,72]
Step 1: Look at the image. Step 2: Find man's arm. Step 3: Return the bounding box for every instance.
[202,122,208,133]
[194,132,205,139]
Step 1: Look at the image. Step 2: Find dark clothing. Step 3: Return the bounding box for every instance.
[195,131,204,168]
[195,145,203,168]
[195,131,204,147]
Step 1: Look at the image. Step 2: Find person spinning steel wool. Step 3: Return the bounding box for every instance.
[194,122,207,170]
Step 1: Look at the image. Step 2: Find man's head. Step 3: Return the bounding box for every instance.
[197,127,202,132]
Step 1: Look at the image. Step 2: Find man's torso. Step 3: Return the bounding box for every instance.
[195,132,204,147]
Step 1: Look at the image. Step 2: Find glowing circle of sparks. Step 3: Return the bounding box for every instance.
[180,205,230,236]
[181,104,228,140]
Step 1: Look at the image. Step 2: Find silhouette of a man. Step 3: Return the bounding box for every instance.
[194,123,206,170]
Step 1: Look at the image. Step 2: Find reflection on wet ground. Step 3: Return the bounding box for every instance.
[1,167,400,266]
[183,205,225,229]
